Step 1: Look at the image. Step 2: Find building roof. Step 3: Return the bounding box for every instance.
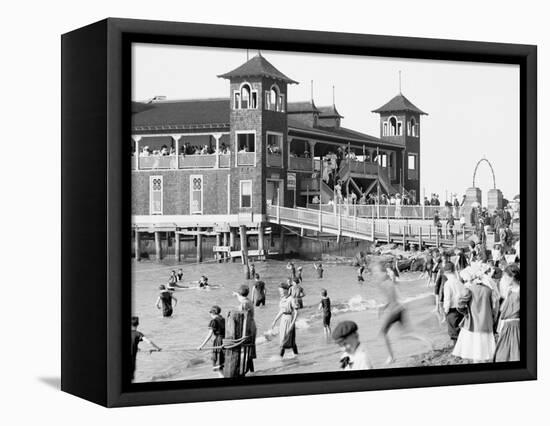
[132,98,230,129]
[372,93,428,115]
[288,117,402,148]
[218,54,298,84]
[318,105,343,118]
[287,100,320,114]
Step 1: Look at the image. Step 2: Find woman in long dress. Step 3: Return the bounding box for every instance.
[232,285,257,373]
[494,264,520,362]
[453,268,499,362]
[271,282,299,358]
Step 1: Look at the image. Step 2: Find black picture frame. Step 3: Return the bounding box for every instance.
[61,18,537,407]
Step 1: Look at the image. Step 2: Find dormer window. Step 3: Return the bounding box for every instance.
[234,83,257,110]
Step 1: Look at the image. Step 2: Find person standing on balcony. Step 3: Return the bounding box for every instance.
[434,210,443,238]
[447,214,455,237]
[395,193,402,218]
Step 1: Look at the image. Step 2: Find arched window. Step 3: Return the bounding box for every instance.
[241,84,251,109]
[389,117,397,136]
[410,117,417,136]
[270,86,278,111]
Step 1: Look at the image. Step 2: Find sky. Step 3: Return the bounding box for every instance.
[132,43,520,203]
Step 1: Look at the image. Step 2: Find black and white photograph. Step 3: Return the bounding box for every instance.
[130,44,521,383]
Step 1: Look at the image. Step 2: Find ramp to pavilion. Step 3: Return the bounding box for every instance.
[266,205,473,248]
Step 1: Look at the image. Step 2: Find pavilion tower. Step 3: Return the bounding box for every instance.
[218,53,297,214]
[372,89,427,202]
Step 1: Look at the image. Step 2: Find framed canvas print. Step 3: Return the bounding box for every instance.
[61,18,537,407]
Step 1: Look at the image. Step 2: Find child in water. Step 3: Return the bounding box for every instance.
[198,275,209,288]
[318,289,332,338]
[314,262,324,278]
[176,268,184,281]
[197,305,226,377]
[248,263,255,279]
[357,265,365,283]
[296,266,303,283]
[155,285,177,317]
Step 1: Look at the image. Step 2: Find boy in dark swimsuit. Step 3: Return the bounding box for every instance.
[314,262,324,278]
[357,265,365,283]
[155,285,177,317]
[176,268,184,281]
[318,289,332,338]
[252,274,266,307]
[131,316,161,381]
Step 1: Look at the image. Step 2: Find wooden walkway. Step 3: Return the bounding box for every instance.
[266,205,474,249]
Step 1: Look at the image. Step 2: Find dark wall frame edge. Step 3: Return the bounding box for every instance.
[61,18,537,408]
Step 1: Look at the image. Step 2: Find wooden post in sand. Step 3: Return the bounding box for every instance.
[174,231,180,262]
[196,227,203,263]
[258,223,265,261]
[154,231,162,262]
[134,230,141,261]
[418,226,423,249]
[229,228,236,263]
[216,233,222,263]
[402,227,406,248]
[240,225,250,278]
[223,311,244,378]
[223,232,229,262]
[280,226,286,255]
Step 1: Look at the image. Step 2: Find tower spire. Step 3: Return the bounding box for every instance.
[398,70,402,94]
[332,85,335,105]
[310,80,314,102]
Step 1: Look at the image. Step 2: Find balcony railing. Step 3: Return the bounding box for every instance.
[179,154,216,169]
[138,155,177,170]
[237,152,255,166]
[306,203,466,220]
[267,152,283,167]
[219,154,230,168]
[289,156,313,171]
[347,160,379,175]
[133,154,231,170]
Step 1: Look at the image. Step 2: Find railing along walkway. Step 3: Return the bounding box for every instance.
[266,205,474,248]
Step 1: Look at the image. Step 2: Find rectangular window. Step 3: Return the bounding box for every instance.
[383,122,388,136]
[190,175,203,214]
[397,122,403,136]
[237,133,255,152]
[251,91,258,109]
[234,92,240,109]
[408,154,416,170]
[267,133,282,153]
[381,154,387,167]
[278,94,285,112]
[149,176,163,215]
[240,180,252,208]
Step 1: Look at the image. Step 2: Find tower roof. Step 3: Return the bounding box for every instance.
[218,54,298,84]
[372,93,427,115]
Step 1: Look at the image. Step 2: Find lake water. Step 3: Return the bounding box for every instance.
[132,258,448,382]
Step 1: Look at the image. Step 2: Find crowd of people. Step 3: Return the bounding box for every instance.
[131,233,521,379]
[134,142,232,157]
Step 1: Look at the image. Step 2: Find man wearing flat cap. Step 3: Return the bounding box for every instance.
[332,320,373,370]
